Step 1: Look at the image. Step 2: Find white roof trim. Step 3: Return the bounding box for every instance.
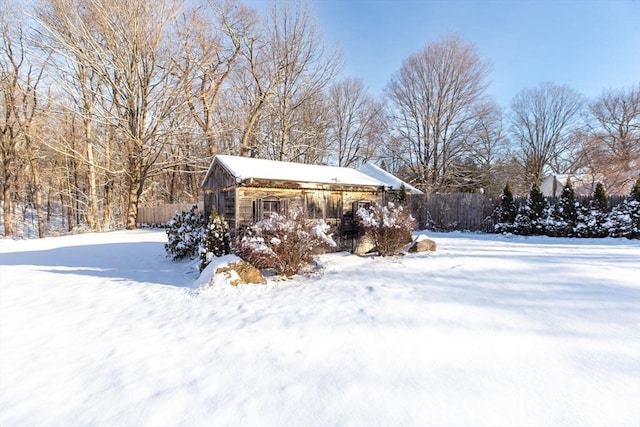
[357,162,423,194]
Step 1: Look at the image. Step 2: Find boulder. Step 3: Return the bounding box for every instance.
[353,233,376,255]
[408,235,436,252]
[215,260,265,286]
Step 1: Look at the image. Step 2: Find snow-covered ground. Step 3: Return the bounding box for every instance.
[1,230,639,427]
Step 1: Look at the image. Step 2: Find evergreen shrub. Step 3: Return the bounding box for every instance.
[199,211,232,272]
[164,205,205,260]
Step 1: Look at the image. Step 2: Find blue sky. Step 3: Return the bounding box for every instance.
[304,0,640,108]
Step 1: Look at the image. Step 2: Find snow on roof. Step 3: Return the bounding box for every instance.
[357,162,423,194]
[210,155,386,187]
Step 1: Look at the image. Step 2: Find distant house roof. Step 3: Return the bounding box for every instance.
[357,162,423,194]
[203,155,386,188]
[540,174,602,197]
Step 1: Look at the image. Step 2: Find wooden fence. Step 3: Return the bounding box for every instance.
[407,193,497,232]
[407,193,629,232]
[138,195,628,231]
[137,202,203,226]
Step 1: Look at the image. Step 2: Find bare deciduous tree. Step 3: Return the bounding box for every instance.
[586,84,640,193]
[176,0,256,156]
[0,5,43,237]
[386,35,491,192]
[0,8,21,237]
[260,1,340,162]
[510,82,584,186]
[456,101,508,195]
[35,0,107,231]
[327,77,385,167]
[37,0,183,229]
[235,23,279,157]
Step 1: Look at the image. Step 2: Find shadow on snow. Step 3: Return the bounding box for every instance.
[0,242,193,287]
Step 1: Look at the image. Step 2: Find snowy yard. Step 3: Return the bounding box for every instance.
[1,230,639,427]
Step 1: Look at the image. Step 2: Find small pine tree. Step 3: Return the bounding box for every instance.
[580,182,609,238]
[513,204,533,235]
[199,211,232,272]
[398,184,408,205]
[608,179,640,239]
[528,182,548,235]
[630,178,640,202]
[555,178,577,236]
[164,205,206,260]
[593,182,608,213]
[494,183,517,233]
[625,178,640,239]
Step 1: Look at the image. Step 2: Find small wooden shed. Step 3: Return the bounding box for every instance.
[201,155,421,234]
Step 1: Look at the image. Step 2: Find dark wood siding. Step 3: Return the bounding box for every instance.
[202,158,384,233]
[202,161,235,189]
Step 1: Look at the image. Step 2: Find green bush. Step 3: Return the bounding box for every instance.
[164,205,205,260]
[199,211,232,272]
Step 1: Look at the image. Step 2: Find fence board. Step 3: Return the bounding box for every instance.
[137,202,203,226]
[408,193,629,233]
[408,193,497,232]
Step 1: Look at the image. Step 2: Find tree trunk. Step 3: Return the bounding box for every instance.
[240,108,263,157]
[102,135,112,230]
[102,180,112,230]
[86,139,100,231]
[125,163,145,230]
[46,190,51,222]
[32,163,45,238]
[23,134,45,238]
[2,171,12,237]
[125,181,139,230]
[27,153,45,238]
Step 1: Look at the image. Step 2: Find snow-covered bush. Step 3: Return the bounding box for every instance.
[199,211,232,272]
[494,183,517,234]
[164,205,206,260]
[547,178,578,237]
[491,180,638,239]
[513,183,549,236]
[356,201,416,256]
[575,183,610,238]
[237,208,336,277]
[608,178,640,239]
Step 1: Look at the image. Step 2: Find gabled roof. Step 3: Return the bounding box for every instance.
[357,162,423,194]
[540,173,602,197]
[203,155,386,188]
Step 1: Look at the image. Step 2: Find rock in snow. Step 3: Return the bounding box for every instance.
[215,261,265,286]
[409,234,437,252]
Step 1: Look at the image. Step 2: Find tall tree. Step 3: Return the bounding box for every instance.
[587,84,640,193]
[176,0,256,157]
[260,0,340,162]
[510,82,584,186]
[326,77,385,167]
[37,0,183,229]
[0,3,43,236]
[455,100,507,195]
[0,6,21,237]
[35,0,106,231]
[386,35,491,192]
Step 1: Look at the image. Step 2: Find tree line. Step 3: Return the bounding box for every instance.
[1,0,638,237]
